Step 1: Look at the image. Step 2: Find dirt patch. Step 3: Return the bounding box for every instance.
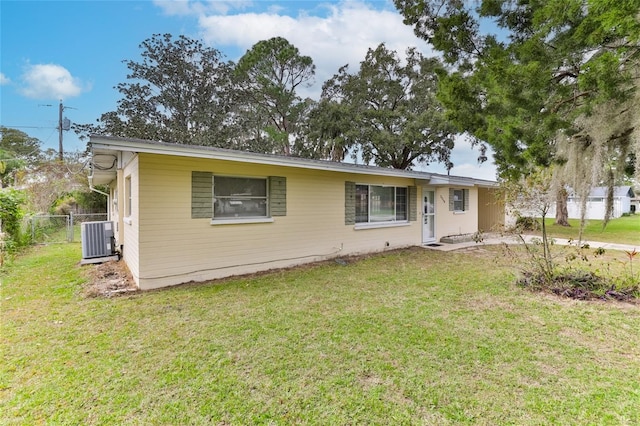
[82,260,138,298]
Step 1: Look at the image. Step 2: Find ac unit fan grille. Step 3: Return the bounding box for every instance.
[81,221,114,259]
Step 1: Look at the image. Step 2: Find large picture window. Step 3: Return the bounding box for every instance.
[213,176,267,219]
[355,184,408,223]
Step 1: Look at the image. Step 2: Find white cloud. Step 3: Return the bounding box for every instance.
[0,72,10,85]
[20,64,88,99]
[412,135,497,180]
[195,0,433,98]
[447,162,498,181]
[152,0,497,180]
[153,0,253,16]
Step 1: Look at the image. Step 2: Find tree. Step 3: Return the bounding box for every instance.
[0,188,27,251]
[309,43,456,169]
[234,37,316,156]
[395,0,640,224]
[301,100,354,161]
[0,127,42,164]
[24,150,89,214]
[0,127,43,187]
[503,168,557,282]
[85,34,234,146]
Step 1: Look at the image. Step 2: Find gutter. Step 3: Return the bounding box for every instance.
[88,175,109,197]
[88,135,499,187]
[88,136,437,181]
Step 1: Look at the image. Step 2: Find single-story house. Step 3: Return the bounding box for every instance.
[88,136,504,290]
[549,186,636,220]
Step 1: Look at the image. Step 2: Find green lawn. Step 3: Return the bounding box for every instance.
[542,215,640,245]
[2,243,639,425]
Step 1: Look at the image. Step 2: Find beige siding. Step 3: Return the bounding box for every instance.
[434,186,479,238]
[121,155,140,285]
[135,154,422,289]
[478,187,505,232]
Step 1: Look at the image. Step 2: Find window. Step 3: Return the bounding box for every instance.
[213,176,268,219]
[191,172,286,221]
[453,189,465,211]
[450,188,469,212]
[355,184,408,223]
[125,176,132,217]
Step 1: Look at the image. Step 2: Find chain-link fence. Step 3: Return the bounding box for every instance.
[27,212,108,244]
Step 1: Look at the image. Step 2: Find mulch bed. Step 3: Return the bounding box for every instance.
[82,260,138,298]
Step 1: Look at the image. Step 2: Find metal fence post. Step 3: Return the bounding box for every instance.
[69,212,74,242]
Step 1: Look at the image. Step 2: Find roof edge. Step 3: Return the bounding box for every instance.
[88,135,497,186]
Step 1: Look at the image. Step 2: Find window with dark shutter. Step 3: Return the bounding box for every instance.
[449,188,469,212]
[352,183,409,224]
[191,172,286,220]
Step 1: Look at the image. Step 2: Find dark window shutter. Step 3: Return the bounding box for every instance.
[345,181,356,225]
[269,176,287,216]
[464,189,470,211]
[408,186,417,221]
[192,171,212,218]
[449,188,454,211]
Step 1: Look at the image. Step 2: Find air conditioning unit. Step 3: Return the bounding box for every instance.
[81,221,116,260]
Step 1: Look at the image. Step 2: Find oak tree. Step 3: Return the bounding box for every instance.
[0,127,42,187]
[395,0,640,223]
[310,43,455,170]
[89,34,234,146]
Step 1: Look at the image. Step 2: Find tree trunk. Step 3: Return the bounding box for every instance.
[555,187,570,226]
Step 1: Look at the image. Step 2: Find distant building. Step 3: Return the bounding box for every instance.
[550,186,636,220]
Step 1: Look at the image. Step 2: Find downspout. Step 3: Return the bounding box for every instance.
[88,174,110,220]
[88,179,109,197]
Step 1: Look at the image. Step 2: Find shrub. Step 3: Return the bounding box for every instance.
[515,246,640,302]
[0,188,27,251]
[515,216,540,231]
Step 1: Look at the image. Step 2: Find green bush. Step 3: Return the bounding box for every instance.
[515,216,540,231]
[516,246,640,302]
[0,188,27,250]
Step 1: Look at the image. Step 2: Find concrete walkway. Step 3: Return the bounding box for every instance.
[424,233,639,253]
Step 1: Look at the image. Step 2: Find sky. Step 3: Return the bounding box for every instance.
[0,0,497,180]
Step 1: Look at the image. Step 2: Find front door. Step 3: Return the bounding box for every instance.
[422,189,436,244]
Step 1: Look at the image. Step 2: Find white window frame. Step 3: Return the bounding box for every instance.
[453,189,466,212]
[124,175,132,224]
[212,175,270,222]
[355,184,409,228]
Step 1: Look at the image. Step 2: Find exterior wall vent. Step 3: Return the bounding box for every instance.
[81,221,115,259]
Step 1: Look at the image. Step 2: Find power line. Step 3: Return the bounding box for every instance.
[1,125,57,129]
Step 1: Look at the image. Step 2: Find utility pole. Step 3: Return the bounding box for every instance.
[58,100,64,161]
[57,100,72,161]
[39,101,72,160]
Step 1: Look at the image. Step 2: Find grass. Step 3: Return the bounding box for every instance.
[541,215,640,245]
[2,243,640,425]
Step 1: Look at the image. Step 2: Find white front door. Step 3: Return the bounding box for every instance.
[422,189,436,244]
